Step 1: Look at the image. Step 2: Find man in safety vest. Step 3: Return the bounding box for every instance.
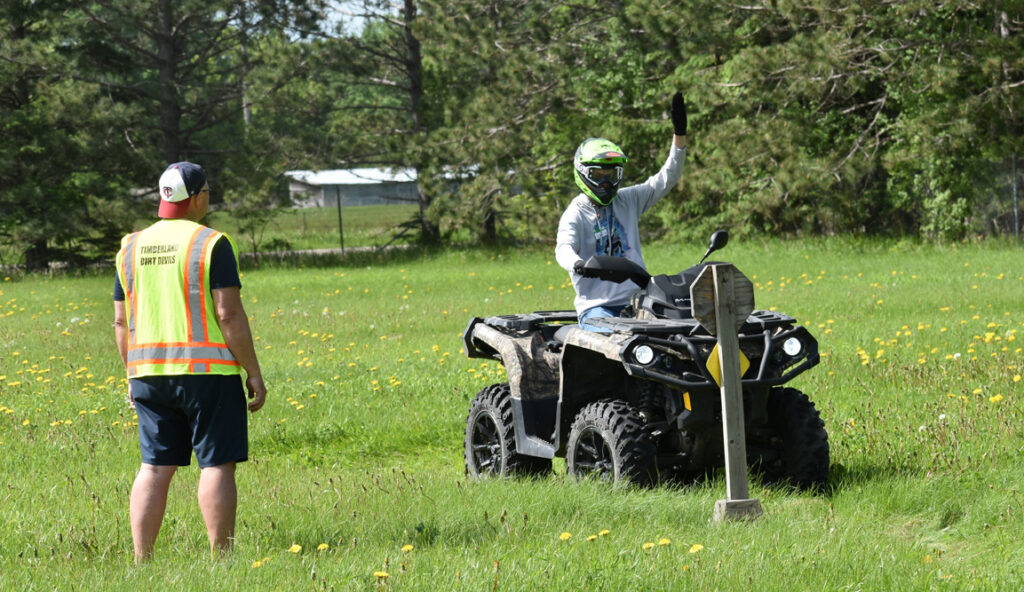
[113,161,266,562]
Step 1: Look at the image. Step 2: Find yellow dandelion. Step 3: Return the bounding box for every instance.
[598,529,610,536]
[658,537,671,546]
[642,542,655,550]
[990,394,1004,403]
[289,544,302,553]
[252,560,263,568]
[586,535,598,542]
[559,532,572,541]
[21,419,29,426]
[682,564,691,571]
[374,571,390,579]
[317,543,329,551]
[402,544,414,552]
[689,543,704,554]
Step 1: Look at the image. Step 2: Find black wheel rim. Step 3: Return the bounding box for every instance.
[470,412,502,475]
[572,426,615,480]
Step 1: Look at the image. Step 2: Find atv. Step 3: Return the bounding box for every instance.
[461,230,829,489]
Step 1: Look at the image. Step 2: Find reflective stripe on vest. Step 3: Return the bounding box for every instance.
[127,344,238,364]
[185,226,218,342]
[121,232,141,337]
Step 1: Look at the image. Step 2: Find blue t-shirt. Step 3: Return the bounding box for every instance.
[114,236,240,301]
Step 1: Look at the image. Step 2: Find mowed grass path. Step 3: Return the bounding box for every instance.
[0,238,1022,590]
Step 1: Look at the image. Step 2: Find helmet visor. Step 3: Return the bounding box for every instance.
[585,165,623,184]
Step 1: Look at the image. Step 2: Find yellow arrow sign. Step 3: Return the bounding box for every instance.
[705,343,750,387]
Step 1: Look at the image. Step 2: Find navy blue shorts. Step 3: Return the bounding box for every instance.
[131,374,249,468]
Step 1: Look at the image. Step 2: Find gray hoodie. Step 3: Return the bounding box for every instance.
[555,145,687,315]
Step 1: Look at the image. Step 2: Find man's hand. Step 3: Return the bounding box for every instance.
[671,91,687,136]
[573,259,587,277]
[246,375,267,413]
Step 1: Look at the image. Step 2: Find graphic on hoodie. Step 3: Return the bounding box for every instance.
[593,214,629,257]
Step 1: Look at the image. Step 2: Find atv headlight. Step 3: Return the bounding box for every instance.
[633,345,655,365]
[782,337,803,357]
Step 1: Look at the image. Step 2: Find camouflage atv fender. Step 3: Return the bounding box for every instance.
[463,319,564,458]
[555,328,639,451]
[464,321,561,401]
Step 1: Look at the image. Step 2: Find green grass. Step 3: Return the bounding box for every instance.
[206,204,421,254]
[0,205,418,268]
[1,237,1023,590]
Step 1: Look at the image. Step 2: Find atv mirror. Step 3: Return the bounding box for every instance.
[698,229,729,264]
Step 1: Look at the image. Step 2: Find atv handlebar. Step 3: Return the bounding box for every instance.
[580,255,652,288]
[579,230,729,286]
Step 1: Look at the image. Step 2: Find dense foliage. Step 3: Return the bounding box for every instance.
[2,1,1022,266]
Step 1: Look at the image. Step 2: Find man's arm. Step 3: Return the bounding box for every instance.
[213,287,266,413]
[621,92,689,215]
[555,207,585,274]
[114,300,129,367]
[113,299,135,408]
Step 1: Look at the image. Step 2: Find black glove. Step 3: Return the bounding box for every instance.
[573,260,587,276]
[671,91,687,136]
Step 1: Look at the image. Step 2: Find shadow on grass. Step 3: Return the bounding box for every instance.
[815,461,924,497]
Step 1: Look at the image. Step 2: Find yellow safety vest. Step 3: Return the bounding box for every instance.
[116,219,241,377]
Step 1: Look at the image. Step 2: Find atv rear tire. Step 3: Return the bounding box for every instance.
[566,399,657,485]
[465,383,552,478]
[762,387,829,489]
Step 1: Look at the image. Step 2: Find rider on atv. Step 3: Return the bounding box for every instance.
[555,92,689,331]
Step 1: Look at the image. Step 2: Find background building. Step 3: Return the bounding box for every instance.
[284,168,419,208]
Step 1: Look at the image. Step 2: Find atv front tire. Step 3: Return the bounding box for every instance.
[566,399,657,485]
[762,387,830,489]
[464,383,552,478]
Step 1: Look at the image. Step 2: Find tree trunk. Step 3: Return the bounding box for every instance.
[403,0,439,243]
[416,183,440,244]
[157,0,181,163]
[24,239,49,272]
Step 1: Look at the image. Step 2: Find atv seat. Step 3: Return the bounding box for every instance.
[542,323,579,353]
[552,324,578,343]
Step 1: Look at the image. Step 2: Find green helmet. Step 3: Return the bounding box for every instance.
[573,137,629,206]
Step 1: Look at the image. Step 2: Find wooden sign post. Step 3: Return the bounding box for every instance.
[690,264,763,522]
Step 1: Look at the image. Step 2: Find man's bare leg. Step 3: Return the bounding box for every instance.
[130,464,177,562]
[197,463,238,558]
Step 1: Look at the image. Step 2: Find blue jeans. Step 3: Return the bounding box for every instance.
[579,305,625,333]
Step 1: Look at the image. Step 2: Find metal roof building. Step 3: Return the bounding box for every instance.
[284,168,419,208]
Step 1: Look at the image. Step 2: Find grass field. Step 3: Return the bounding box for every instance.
[0,204,419,268]
[206,204,421,254]
[1,236,1023,590]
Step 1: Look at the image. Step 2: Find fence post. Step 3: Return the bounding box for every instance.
[336,186,345,254]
